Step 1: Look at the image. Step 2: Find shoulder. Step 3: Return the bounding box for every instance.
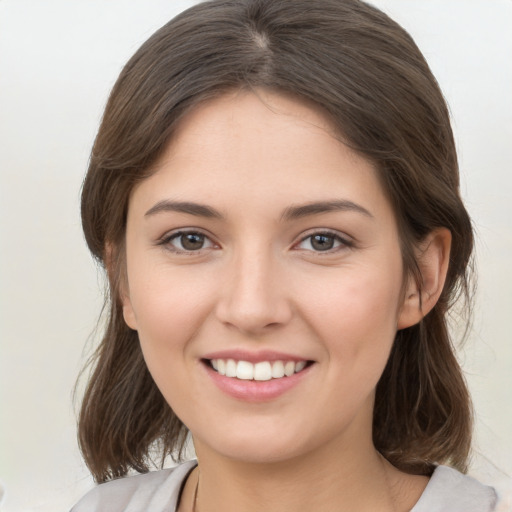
[70,460,197,512]
[412,465,498,512]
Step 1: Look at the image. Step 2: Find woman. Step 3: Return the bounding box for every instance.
[72,0,499,510]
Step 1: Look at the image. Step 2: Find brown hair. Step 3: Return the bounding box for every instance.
[78,0,473,483]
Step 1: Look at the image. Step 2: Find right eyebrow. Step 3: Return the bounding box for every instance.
[280,199,373,221]
[144,200,224,219]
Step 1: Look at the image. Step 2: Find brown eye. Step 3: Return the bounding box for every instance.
[180,233,205,250]
[310,234,335,251]
[165,231,214,252]
[296,231,351,252]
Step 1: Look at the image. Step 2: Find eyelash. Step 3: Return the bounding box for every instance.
[294,230,354,253]
[158,230,216,254]
[158,229,354,254]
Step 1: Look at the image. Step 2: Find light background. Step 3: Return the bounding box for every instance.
[0,1,511,510]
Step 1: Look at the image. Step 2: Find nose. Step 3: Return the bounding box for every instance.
[214,248,293,335]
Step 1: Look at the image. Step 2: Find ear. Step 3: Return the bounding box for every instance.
[121,291,138,331]
[397,228,452,330]
[104,242,138,331]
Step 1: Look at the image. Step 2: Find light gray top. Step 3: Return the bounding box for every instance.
[71,460,498,512]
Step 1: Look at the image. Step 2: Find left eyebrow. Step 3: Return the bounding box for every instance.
[281,200,373,221]
[144,200,224,219]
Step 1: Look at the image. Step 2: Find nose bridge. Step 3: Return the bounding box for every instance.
[216,241,291,333]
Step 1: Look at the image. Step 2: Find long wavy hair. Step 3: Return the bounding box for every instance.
[78,0,474,483]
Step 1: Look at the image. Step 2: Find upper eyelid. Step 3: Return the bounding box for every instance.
[296,228,353,243]
[159,227,215,242]
[157,227,353,248]
[292,229,355,252]
[157,229,219,254]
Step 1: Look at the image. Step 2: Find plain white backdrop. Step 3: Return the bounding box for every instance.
[0,1,511,510]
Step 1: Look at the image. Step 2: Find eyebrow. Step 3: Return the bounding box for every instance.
[281,200,373,221]
[145,200,224,219]
[144,198,373,221]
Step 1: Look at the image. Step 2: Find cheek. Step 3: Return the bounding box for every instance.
[299,259,403,366]
[125,258,216,372]
[126,269,215,419]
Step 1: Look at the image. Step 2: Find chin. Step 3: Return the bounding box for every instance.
[191,420,329,466]
[208,441,309,465]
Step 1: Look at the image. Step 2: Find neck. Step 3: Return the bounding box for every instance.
[189,433,404,512]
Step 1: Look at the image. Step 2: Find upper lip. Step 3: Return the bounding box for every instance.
[202,349,311,364]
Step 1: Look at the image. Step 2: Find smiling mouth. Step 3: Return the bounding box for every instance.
[205,359,313,381]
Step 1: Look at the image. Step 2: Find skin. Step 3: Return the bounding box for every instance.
[121,89,451,512]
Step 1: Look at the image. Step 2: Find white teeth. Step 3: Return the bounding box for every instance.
[254,361,272,381]
[226,359,237,377]
[284,361,295,377]
[295,360,307,372]
[236,360,254,380]
[271,360,285,378]
[210,358,308,380]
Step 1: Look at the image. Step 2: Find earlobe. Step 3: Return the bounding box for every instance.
[122,295,138,330]
[104,241,138,330]
[397,228,452,329]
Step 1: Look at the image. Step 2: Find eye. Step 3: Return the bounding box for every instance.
[296,232,351,252]
[162,231,215,252]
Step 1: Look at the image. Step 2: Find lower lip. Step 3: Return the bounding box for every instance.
[203,362,313,402]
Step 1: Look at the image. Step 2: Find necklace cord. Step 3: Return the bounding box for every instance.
[190,459,398,512]
[192,468,199,512]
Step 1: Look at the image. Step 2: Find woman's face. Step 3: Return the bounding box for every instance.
[122,90,411,464]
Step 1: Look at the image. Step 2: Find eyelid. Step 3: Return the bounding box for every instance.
[293,228,354,252]
[157,228,219,253]
[156,227,353,254]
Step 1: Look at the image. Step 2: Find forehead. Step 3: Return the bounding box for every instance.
[130,89,391,221]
